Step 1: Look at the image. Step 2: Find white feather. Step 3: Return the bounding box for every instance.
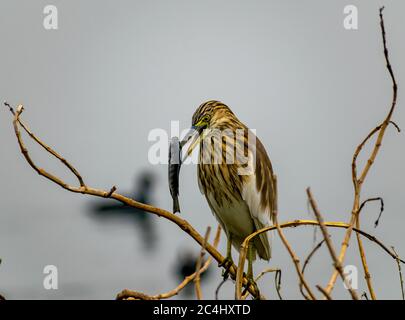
[241,158,272,260]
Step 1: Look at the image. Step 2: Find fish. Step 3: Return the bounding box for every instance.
[168,136,181,213]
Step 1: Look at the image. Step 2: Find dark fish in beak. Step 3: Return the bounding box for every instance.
[168,137,181,213]
[168,128,201,214]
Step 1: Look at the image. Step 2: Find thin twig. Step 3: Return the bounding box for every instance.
[302,240,325,275]
[241,268,283,300]
[4,101,14,115]
[271,177,317,300]
[359,197,385,228]
[355,215,376,299]
[8,104,86,187]
[316,285,333,300]
[256,268,282,300]
[392,247,405,300]
[307,188,359,299]
[326,7,398,298]
[274,212,317,299]
[105,186,117,198]
[235,219,404,298]
[194,226,211,300]
[6,104,404,300]
[300,239,325,299]
[354,197,384,299]
[388,120,401,132]
[117,225,221,300]
[4,105,260,299]
[274,269,283,300]
[215,278,228,300]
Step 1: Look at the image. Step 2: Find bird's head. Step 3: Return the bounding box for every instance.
[181,100,239,158]
[191,100,235,132]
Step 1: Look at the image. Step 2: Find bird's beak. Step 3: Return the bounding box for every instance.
[180,126,202,161]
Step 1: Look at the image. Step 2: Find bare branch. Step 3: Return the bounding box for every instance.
[316,285,332,300]
[3,8,401,302]
[194,226,211,300]
[235,219,404,298]
[392,247,405,300]
[104,185,117,198]
[307,188,359,300]
[273,212,317,299]
[215,278,228,300]
[242,268,283,300]
[359,197,384,228]
[117,225,221,300]
[5,103,260,298]
[3,101,15,115]
[326,6,399,298]
[300,239,325,299]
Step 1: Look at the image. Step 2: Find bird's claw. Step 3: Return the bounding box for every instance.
[219,257,233,280]
[242,275,260,299]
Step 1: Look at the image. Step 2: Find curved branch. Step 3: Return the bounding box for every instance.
[307,188,358,299]
[194,226,211,300]
[300,240,325,299]
[6,105,260,298]
[236,219,404,299]
[117,225,221,300]
[242,268,283,300]
[326,6,399,298]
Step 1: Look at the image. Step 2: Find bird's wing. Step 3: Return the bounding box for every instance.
[241,137,275,260]
[197,168,205,195]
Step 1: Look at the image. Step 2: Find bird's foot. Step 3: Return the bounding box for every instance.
[242,275,261,299]
[219,257,234,280]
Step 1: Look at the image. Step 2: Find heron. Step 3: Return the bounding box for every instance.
[182,100,277,292]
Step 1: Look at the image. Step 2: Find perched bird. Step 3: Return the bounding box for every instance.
[182,100,277,289]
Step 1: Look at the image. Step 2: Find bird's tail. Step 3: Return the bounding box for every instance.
[173,197,180,213]
[253,218,271,261]
[255,232,271,261]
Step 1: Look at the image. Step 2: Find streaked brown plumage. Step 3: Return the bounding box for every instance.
[185,100,276,282]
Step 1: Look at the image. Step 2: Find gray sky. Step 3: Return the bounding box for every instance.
[0,0,404,299]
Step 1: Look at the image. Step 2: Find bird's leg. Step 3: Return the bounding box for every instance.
[243,243,260,298]
[219,234,233,279]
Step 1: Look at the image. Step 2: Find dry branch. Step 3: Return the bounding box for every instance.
[306,188,359,300]
[392,247,405,300]
[316,285,332,300]
[299,240,325,299]
[274,212,317,300]
[241,268,283,300]
[237,176,315,300]
[117,225,221,300]
[325,7,399,299]
[235,219,404,299]
[194,226,211,300]
[3,7,402,301]
[359,197,384,228]
[5,104,260,299]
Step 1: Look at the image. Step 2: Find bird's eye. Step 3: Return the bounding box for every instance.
[193,115,210,127]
